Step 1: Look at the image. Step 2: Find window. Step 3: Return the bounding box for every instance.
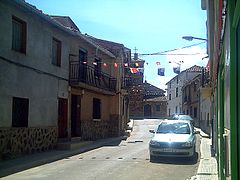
[12,97,29,127]
[194,83,197,92]
[175,106,178,113]
[176,87,178,97]
[93,98,101,120]
[12,16,27,53]
[94,58,101,78]
[156,105,160,111]
[177,77,179,84]
[169,94,171,100]
[190,106,193,116]
[52,38,61,66]
[194,107,197,118]
[169,82,171,89]
[79,49,87,63]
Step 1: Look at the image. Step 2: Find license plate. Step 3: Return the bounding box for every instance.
[161,148,173,152]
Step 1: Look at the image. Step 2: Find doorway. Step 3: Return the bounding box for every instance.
[144,104,152,117]
[58,98,68,138]
[71,95,81,137]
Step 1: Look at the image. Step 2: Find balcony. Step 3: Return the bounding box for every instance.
[70,61,117,92]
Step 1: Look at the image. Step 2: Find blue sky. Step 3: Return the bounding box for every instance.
[26,0,208,90]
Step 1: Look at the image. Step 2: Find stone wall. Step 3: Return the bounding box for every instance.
[0,127,57,160]
[81,115,119,140]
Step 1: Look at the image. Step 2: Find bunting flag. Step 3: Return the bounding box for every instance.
[114,63,118,68]
[138,68,144,73]
[173,66,180,74]
[156,61,161,65]
[130,68,139,74]
[158,68,165,76]
[103,63,107,67]
[124,63,128,67]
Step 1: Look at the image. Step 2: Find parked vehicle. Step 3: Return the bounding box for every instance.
[149,120,199,161]
[171,114,193,121]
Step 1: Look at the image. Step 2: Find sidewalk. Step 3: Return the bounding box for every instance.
[0,136,123,178]
[191,128,218,180]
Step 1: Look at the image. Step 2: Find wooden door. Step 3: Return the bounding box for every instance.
[58,98,68,138]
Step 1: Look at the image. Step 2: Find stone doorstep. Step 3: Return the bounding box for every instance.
[56,141,93,150]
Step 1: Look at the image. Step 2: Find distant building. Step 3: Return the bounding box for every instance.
[144,96,167,118]
[182,74,201,126]
[129,81,166,118]
[166,65,202,116]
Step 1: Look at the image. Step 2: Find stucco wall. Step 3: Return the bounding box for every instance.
[0,1,70,127]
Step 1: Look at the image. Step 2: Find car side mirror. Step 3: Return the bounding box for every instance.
[149,129,155,133]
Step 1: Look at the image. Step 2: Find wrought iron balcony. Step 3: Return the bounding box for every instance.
[69,61,117,92]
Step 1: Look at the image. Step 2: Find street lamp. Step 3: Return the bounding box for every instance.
[182,36,207,41]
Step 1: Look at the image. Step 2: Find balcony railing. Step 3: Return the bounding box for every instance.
[70,61,117,92]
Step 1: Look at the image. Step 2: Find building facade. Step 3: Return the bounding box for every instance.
[166,65,202,117]
[129,81,166,118]
[0,0,130,158]
[182,74,201,126]
[202,0,240,179]
[0,0,71,158]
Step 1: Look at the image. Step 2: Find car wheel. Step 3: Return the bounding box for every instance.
[150,155,156,162]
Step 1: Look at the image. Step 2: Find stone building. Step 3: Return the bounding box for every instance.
[143,96,167,118]
[129,81,166,118]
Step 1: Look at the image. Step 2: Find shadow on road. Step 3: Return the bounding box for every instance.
[150,152,199,165]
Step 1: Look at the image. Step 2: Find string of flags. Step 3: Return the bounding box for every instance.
[80,60,182,75]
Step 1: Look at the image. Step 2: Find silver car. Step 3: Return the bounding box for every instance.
[149,120,198,161]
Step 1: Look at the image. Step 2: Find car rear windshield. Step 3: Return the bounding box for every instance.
[156,122,190,134]
[178,115,193,120]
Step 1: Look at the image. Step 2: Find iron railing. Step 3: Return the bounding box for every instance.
[69,61,117,92]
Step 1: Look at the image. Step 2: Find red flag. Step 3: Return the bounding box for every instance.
[114,63,118,68]
[130,68,139,73]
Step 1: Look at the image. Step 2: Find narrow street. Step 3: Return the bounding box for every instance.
[2,119,200,180]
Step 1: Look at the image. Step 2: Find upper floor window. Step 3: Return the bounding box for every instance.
[79,49,87,63]
[176,87,178,97]
[169,93,171,100]
[177,77,179,84]
[12,16,27,53]
[194,83,197,92]
[52,38,61,66]
[169,82,171,89]
[94,57,102,78]
[156,105,160,111]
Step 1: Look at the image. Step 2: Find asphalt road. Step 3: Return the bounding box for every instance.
[2,119,200,180]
